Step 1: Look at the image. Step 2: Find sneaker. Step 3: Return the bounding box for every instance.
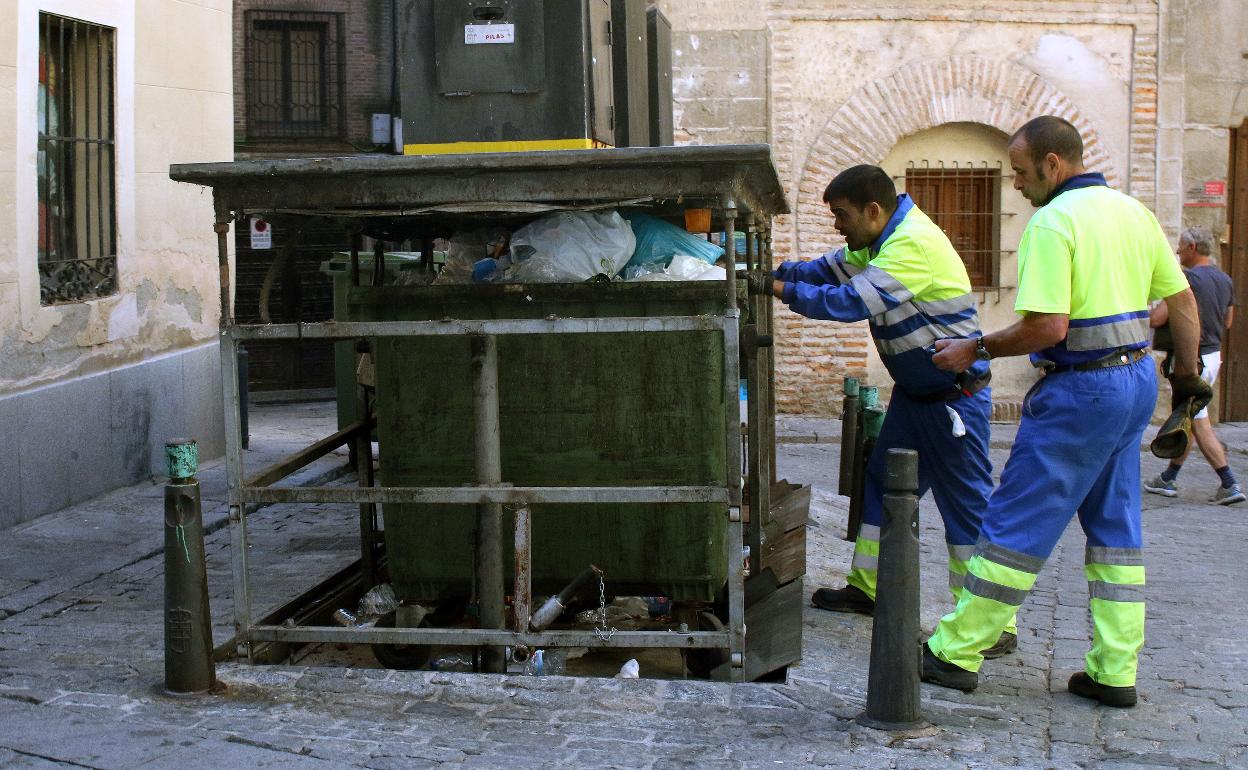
[1143,475,1178,497]
[810,585,874,615]
[1068,671,1137,707]
[1211,483,1246,505]
[921,643,978,692]
[980,631,1018,659]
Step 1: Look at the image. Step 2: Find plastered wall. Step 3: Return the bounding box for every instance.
[0,0,232,397]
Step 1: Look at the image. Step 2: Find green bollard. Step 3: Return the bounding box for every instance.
[164,439,216,694]
[859,447,924,731]
[838,377,860,497]
[846,397,884,542]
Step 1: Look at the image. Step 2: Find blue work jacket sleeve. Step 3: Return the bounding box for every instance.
[772,249,848,286]
[784,263,914,323]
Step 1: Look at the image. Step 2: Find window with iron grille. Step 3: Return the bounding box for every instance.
[37,13,117,305]
[244,10,345,140]
[905,164,1003,289]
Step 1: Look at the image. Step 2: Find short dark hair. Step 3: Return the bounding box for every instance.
[822,165,897,214]
[1010,116,1084,167]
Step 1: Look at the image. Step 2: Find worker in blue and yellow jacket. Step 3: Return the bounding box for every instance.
[771,164,1017,659]
[921,116,1210,707]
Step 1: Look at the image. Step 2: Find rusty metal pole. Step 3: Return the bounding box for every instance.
[471,334,506,673]
[164,439,216,694]
[859,447,924,731]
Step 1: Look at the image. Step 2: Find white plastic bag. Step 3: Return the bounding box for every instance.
[508,211,636,283]
[623,253,727,282]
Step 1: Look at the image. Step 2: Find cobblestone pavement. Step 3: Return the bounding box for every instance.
[0,403,1245,768]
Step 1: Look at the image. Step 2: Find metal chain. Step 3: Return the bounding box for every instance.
[594,572,616,641]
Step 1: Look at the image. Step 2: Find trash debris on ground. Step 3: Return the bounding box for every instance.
[616,658,640,679]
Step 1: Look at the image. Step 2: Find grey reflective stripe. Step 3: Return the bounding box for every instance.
[862,265,914,303]
[1065,317,1150,351]
[931,316,981,339]
[975,539,1045,574]
[947,544,975,563]
[963,574,1029,606]
[878,302,920,327]
[851,273,888,316]
[1089,581,1146,603]
[857,523,881,541]
[822,249,859,283]
[913,293,977,317]
[1086,547,1144,566]
[948,570,965,591]
[851,552,879,571]
[874,324,941,356]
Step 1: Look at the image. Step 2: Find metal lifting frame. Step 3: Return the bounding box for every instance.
[178,145,787,681]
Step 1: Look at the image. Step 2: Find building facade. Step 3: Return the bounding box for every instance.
[659,0,1248,418]
[0,0,232,527]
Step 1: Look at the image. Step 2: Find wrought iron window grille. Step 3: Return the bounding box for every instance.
[244,10,346,141]
[37,12,117,305]
[899,161,1010,291]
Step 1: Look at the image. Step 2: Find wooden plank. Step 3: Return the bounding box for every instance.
[710,578,803,681]
[768,481,810,532]
[760,525,806,587]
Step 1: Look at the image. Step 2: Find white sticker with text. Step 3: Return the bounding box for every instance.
[464,23,514,45]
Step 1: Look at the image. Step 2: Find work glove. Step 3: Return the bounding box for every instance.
[1169,373,1213,416]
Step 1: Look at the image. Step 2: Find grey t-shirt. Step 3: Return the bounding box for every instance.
[1185,263,1234,355]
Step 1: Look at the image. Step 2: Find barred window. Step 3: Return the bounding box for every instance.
[37,13,117,305]
[905,164,1003,289]
[244,11,345,140]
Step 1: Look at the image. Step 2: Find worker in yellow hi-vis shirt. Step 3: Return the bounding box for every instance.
[921,116,1210,708]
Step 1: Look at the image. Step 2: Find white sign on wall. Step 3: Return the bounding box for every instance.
[250,216,272,250]
[464,23,515,45]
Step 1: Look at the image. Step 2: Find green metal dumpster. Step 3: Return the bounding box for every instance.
[351,281,745,603]
[322,251,435,432]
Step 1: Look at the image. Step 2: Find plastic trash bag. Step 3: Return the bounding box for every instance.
[435,228,510,284]
[508,210,636,283]
[623,253,727,282]
[620,211,723,274]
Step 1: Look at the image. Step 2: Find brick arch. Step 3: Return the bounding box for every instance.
[790,55,1116,259]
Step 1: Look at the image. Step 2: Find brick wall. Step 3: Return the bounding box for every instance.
[232,0,395,156]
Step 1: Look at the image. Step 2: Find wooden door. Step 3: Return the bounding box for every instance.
[1222,120,1248,421]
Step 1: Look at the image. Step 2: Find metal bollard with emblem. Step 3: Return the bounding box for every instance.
[164,439,216,694]
[859,447,924,730]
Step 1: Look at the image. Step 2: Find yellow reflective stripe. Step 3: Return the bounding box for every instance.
[403,138,609,155]
[969,554,1039,592]
[855,538,880,557]
[1087,597,1146,687]
[1084,563,1145,585]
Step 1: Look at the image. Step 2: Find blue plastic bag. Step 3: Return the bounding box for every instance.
[620,211,723,275]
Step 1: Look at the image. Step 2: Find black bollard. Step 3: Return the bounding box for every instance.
[164,439,216,694]
[858,447,924,731]
[838,377,860,497]
[845,391,880,542]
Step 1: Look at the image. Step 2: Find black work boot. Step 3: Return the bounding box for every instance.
[810,585,874,615]
[920,643,978,692]
[980,631,1018,659]
[1068,672,1137,708]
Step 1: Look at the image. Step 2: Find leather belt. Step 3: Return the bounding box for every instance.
[1044,347,1149,374]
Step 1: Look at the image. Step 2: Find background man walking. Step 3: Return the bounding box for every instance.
[922,116,1209,707]
[1144,226,1243,505]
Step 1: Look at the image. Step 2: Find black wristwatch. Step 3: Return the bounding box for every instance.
[975,338,992,361]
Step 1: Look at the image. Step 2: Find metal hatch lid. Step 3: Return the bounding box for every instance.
[168,144,789,219]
